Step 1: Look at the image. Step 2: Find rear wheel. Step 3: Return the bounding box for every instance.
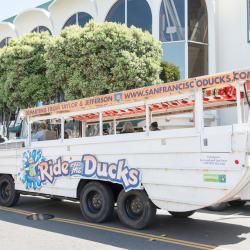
[117,190,156,229]
[80,181,114,223]
[168,211,195,218]
[0,175,20,207]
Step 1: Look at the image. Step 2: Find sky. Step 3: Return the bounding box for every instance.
[0,0,47,21]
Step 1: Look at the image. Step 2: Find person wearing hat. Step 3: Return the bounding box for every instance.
[150,122,160,131]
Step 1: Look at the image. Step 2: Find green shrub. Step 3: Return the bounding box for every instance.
[46,21,163,100]
[160,61,180,83]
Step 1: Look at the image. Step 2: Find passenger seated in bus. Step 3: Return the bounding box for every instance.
[150,122,160,131]
[121,122,134,134]
[33,122,48,141]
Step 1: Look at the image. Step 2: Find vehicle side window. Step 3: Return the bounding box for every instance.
[203,87,239,127]
[86,124,100,137]
[149,97,195,131]
[117,120,145,134]
[20,119,28,139]
[64,119,81,139]
[31,119,61,141]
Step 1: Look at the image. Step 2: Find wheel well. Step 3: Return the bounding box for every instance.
[0,174,13,180]
[77,179,123,202]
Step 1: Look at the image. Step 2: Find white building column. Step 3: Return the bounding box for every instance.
[147,0,162,40]
[0,23,18,43]
[14,9,54,36]
[205,0,216,74]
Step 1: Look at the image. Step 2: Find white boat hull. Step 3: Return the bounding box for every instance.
[0,124,249,212]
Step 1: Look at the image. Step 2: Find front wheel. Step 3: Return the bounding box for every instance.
[168,211,195,218]
[0,175,20,207]
[80,181,114,223]
[117,190,156,229]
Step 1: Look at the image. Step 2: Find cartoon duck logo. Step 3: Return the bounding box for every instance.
[19,149,45,190]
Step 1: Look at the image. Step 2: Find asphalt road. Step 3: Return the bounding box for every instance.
[0,196,250,250]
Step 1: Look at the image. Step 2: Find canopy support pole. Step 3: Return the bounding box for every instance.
[113,118,117,135]
[146,104,151,134]
[236,82,243,124]
[99,112,103,136]
[27,118,31,147]
[61,117,64,142]
[195,88,204,133]
[82,121,86,137]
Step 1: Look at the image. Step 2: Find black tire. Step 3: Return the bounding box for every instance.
[117,190,156,229]
[0,175,20,207]
[228,200,246,207]
[80,181,114,223]
[168,211,195,218]
[206,202,228,211]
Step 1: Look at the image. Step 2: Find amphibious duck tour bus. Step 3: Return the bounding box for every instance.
[0,69,250,229]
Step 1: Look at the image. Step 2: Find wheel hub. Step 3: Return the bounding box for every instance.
[91,193,102,209]
[125,195,144,220]
[130,198,143,214]
[87,191,103,213]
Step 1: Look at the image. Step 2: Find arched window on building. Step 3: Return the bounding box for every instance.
[188,0,208,77]
[0,37,11,48]
[106,0,152,33]
[63,12,93,29]
[159,0,186,79]
[159,0,208,79]
[31,26,52,35]
[159,0,185,42]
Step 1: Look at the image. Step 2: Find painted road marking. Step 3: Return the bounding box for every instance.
[0,206,229,250]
